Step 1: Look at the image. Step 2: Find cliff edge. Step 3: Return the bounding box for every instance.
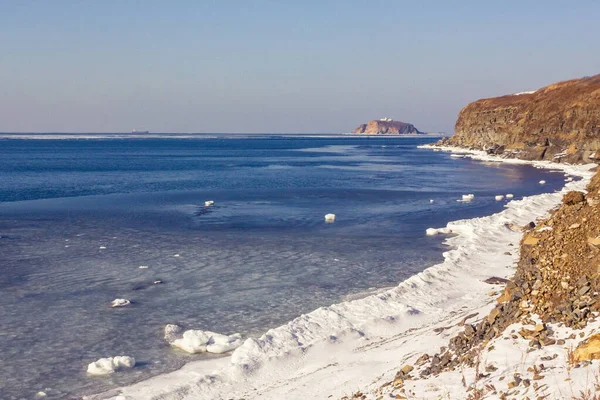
[444,74,600,163]
[352,119,423,135]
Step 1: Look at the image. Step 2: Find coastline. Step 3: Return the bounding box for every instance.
[89,148,596,400]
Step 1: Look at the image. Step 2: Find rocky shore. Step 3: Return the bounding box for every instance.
[444,74,600,163]
[346,75,600,399]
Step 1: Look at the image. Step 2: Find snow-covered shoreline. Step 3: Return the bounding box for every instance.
[89,145,596,400]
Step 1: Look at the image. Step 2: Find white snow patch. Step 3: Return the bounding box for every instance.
[514,90,537,95]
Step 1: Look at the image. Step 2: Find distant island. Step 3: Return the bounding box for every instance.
[352,118,423,135]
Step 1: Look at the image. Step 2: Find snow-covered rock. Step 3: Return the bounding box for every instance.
[87,356,135,376]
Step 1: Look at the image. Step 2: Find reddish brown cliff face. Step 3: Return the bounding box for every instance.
[446,74,600,162]
[352,120,423,135]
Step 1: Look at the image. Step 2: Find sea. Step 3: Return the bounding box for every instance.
[0,134,567,399]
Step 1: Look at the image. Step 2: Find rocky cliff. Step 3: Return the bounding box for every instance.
[352,120,423,135]
[444,74,600,163]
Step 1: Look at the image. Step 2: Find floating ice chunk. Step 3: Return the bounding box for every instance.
[34,392,47,399]
[111,299,131,308]
[495,195,504,201]
[171,330,211,353]
[429,199,434,203]
[171,330,243,354]
[153,280,163,285]
[139,265,148,269]
[87,356,135,376]
[458,194,474,202]
[164,324,184,343]
[173,254,180,258]
[506,194,514,199]
[426,227,452,236]
[450,154,464,158]
[99,246,106,249]
[539,180,546,184]
[324,214,336,223]
[204,200,214,207]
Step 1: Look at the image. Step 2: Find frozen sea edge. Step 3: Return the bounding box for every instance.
[89,145,596,400]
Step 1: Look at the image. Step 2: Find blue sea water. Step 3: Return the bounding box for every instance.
[0,135,567,399]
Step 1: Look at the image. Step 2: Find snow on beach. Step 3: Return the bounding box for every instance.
[88,146,595,400]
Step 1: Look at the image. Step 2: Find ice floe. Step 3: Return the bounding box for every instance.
[87,356,135,376]
[164,324,184,343]
[110,299,131,308]
[425,227,452,236]
[170,329,243,354]
[204,200,214,207]
[539,180,546,184]
[506,193,514,199]
[495,195,504,201]
[324,213,336,223]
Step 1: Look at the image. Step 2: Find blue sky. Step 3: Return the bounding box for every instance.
[1,1,599,133]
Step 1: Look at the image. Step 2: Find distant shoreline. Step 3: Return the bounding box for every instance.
[0,132,447,140]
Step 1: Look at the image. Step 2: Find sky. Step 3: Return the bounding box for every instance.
[0,1,599,134]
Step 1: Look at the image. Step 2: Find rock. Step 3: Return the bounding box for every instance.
[572,334,600,362]
[400,365,414,375]
[447,74,600,163]
[588,237,600,247]
[484,277,510,284]
[523,235,539,246]
[415,354,430,365]
[352,119,423,135]
[488,307,501,324]
[393,377,404,387]
[563,191,585,205]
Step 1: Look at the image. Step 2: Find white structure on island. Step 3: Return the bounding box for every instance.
[379,117,393,122]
